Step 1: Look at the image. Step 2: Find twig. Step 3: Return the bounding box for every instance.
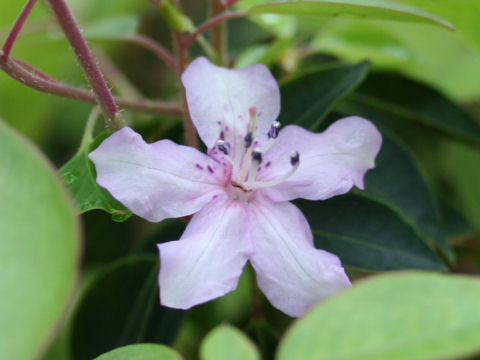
[47,0,119,129]
[126,34,178,72]
[2,0,38,57]
[173,31,198,149]
[182,11,245,50]
[0,53,183,116]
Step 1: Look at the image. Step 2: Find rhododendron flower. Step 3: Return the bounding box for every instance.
[89,57,382,317]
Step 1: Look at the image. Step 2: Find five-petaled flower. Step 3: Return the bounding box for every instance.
[89,57,382,317]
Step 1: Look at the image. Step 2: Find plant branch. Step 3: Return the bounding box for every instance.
[0,53,183,116]
[46,0,119,129]
[173,31,198,149]
[182,11,245,50]
[126,34,178,71]
[2,0,38,57]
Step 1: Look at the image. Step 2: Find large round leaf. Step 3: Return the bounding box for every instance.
[0,119,80,359]
[94,343,181,360]
[278,272,480,360]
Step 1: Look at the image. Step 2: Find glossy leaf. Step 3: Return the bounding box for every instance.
[278,61,370,129]
[347,72,480,149]
[296,194,445,271]
[70,256,183,360]
[0,119,80,359]
[244,0,454,31]
[362,133,453,260]
[59,133,132,222]
[200,324,260,360]
[94,343,181,360]
[278,272,480,360]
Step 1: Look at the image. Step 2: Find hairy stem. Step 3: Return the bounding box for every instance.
[46,0,119,129]
[182,11,245,50]
[173,31,198,149]
[2,0,38,57]
[0,53,183,116]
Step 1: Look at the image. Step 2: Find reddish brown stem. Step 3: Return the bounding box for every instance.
[46,0,119,129]
[126,34,178,72]
[2,0,38,57]
[0,53,183,116]
[182,11,245,50]
[174,31,198,149]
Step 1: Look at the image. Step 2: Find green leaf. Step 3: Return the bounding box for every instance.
[94,343,182,360]
[278,61,371,129]
[0,119,80,359]
[71,256,183,360]
[200,324,260,360]
[361,133,454,261]
[277,272,480,360]
[244,0,454,31]
[346,72,480,149]
[82,15,140,40]
[59,132,132,222]
[296,194,445,271]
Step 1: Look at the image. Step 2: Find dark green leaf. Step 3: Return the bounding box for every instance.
[59,133,132,222]
[0,119,80,359]
[244,0,455,31]
[346,72,480,149]
[71,256,183,360]
[440,200,474,239]
[278,272,480,360]
[361,133,454,261]
[278,61,370,129]
[94,343,182,360]
[297,194,445,271]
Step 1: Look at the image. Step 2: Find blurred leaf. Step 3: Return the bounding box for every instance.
[242,0,454,31]
[59,133,132,222]
[160,0,195,32]
[71,256,183,360]
[439,200,474,239]
[83,16,139,40]
[297,194,445,271]
[278,272,480,360]
[279,61,370,129]
[362,133,453,261]
[0,119,80,359]
[200,324,260,360]
[346,72,480,149]
[94,343,182,360]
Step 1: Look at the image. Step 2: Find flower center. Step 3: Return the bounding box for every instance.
[214,107,300,200]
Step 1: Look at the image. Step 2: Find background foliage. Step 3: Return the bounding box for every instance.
[1,0,480,359]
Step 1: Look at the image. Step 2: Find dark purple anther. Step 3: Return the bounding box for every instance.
[268,121,281,139]
[207,166,214,174]
[216,140,229,155]
[252,149,263,164]
[290,151,300,166]
[195,164,204,170]
[244,132,253,148]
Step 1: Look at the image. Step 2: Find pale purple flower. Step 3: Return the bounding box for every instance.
[89,57,382,317]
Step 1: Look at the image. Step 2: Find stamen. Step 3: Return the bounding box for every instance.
[290,150,299,166]
[248,107,257,133]
[216,139,229,155]
[268,121,281,139]
[249,151,300,189]
[245,148,263,188]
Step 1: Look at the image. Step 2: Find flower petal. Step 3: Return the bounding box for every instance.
[259,117,382,202]
[249,197,350,317]
[89,127,226,222]
[182,57,280,150]
[158,196,252,309]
